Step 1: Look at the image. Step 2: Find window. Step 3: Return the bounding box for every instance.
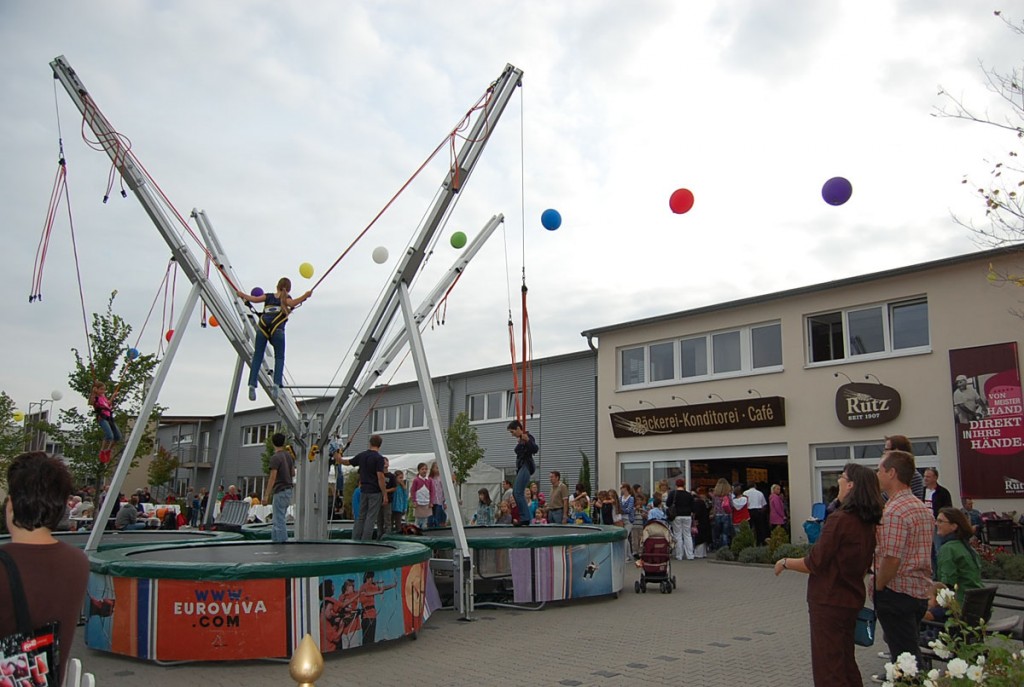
[372,403,425,433]
[173,432,193,445]
[621,347,645,386]
[618,321,782,388]
[812,438,938,503]
[242,423,277,447]
[468,391,526,423]
[807,298,929,363]
[680,337,707,378]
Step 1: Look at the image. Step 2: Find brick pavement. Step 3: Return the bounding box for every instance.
[67,560,1023,687]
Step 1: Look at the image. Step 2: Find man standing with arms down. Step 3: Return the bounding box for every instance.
[667,479,694,560]
[547,471,569,525]
[874,448,933,666]
[340,435,388,541]
[744,482,769,544]
[265,433,295,544]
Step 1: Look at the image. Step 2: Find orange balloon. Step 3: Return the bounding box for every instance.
[209,315,219,327]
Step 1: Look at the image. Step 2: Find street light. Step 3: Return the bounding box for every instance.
[26,390,61,452]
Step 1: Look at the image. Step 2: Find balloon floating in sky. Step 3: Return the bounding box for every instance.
[450,231,467,249]
[165,330,174,343]
[50,390,62,402]
[208,315,219,328]
[669,188,695,214]
[299,262,315,279]
[372,246,389,264]
[127,347,140,360]
[13,411,24,423]
[251,287,264,298]
[541,209,562,231]
[821,176,853,206]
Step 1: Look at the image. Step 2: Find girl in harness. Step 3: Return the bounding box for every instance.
[236,277,311,401]
[89,381,121,463]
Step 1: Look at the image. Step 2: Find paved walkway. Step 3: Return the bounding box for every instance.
[68,560,1022,687]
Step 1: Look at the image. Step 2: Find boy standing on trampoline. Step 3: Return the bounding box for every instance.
[507,420,538,527]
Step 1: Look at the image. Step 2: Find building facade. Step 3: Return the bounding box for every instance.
[582,247,1024,541]
[156,351,597,499]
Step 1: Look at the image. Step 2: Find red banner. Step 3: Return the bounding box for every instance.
[950,342,1024,498]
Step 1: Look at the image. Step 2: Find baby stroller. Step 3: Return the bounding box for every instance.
[634,519,676,594]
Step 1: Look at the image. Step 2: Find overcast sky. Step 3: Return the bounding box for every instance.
[2,1,1019,421]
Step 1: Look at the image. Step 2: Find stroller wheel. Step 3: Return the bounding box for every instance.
[660,581,668,593]
[641,583,646,593]
[634,580,641,594]
[672,576,677,588]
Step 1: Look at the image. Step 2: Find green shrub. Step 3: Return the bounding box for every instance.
[766,526,789,557]
[738,546,771,564]
[1000,555,1024,582]
[981,559,1002,580]
[715,547,737,561]
[771,543,809,563]
[730,521,755,555]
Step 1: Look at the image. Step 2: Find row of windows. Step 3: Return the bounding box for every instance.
[621,322,782,387]
[619,298,930,389]
[371,403,426,433]
[242,423,278,447]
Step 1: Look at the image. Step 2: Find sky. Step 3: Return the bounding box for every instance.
[1,1,1020,420]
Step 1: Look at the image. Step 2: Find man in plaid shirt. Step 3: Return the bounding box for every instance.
[874,449,933,663]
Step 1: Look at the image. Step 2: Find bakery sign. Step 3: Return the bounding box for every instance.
[835,382,901,428]
[610,397,785,438]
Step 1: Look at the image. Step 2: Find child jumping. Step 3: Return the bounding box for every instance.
[236,277,311,401]
[89,381,121,463]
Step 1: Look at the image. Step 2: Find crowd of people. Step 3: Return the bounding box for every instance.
[774,434,985,686]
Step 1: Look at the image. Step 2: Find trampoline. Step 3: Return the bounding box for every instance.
[0,529,241,551]
[84,540,433,662]
[386,525,628,604]
[241,521,354,541]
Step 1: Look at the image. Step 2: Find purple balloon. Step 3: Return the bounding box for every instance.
[251,287,264,298]
[822,177,853,206]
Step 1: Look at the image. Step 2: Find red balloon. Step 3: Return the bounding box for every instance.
[669,188,695,214]
[165,329,174,342]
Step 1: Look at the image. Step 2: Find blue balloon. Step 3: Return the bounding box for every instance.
[127,347,140,360]
[251,287,264,298]
[541,209,562,231]
[822,177,853,206]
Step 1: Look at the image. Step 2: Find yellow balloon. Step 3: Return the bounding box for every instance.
[299,262,315,279]
[13,411,24,422]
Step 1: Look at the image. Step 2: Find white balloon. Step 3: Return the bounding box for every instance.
[372,246,389,264]
[51,390,63,401]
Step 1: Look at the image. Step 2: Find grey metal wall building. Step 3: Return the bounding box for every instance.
[155,350,597,500]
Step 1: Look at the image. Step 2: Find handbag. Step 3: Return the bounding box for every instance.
[0,550,61,686]
[854,606,877,647]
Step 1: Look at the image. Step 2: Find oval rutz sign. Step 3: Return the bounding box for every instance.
[835,382,901,428]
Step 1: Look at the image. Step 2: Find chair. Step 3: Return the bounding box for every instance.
[920,586,998,666]
[211,499,248,533]
[990,589,1024,641]
[810,502,826,521]
[982,520,1017,552]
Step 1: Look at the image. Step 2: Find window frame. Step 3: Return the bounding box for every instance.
[241,423,277,447]
[371,402,427,434]
[467,390,536,425]
[617,320,783,390]
[805,297,930,366]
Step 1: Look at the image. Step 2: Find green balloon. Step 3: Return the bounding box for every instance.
[450,231,467,249]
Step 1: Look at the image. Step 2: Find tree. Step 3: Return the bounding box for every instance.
[446,412,484,501]
[936,12,1024,259]
[50,291,161,489]
[578,449,592,493]
[0,391,28,491]
[147,445,179,497]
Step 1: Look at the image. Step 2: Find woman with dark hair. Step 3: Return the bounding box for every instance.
[0,452,90,685]
[935,506,982,602]
[774,463,883,687]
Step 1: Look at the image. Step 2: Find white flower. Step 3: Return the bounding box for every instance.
[928,669,941,680]
[947,658,969,678]
[923,680,936,687]
[928,639,952,660]
[976,655,985,666]
[936,587,957,608]
[896,652,919,677]
[884,662,898,681]
[966,664,985,682]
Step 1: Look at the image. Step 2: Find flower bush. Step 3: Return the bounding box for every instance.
[880,587,1024,686]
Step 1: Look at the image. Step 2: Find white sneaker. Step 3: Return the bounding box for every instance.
[876,651,889,659]
[248,386,256,401]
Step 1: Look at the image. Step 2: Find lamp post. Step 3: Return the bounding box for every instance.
[26,390,62,452]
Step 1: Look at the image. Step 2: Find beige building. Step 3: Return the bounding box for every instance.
[583,246,1024,542]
